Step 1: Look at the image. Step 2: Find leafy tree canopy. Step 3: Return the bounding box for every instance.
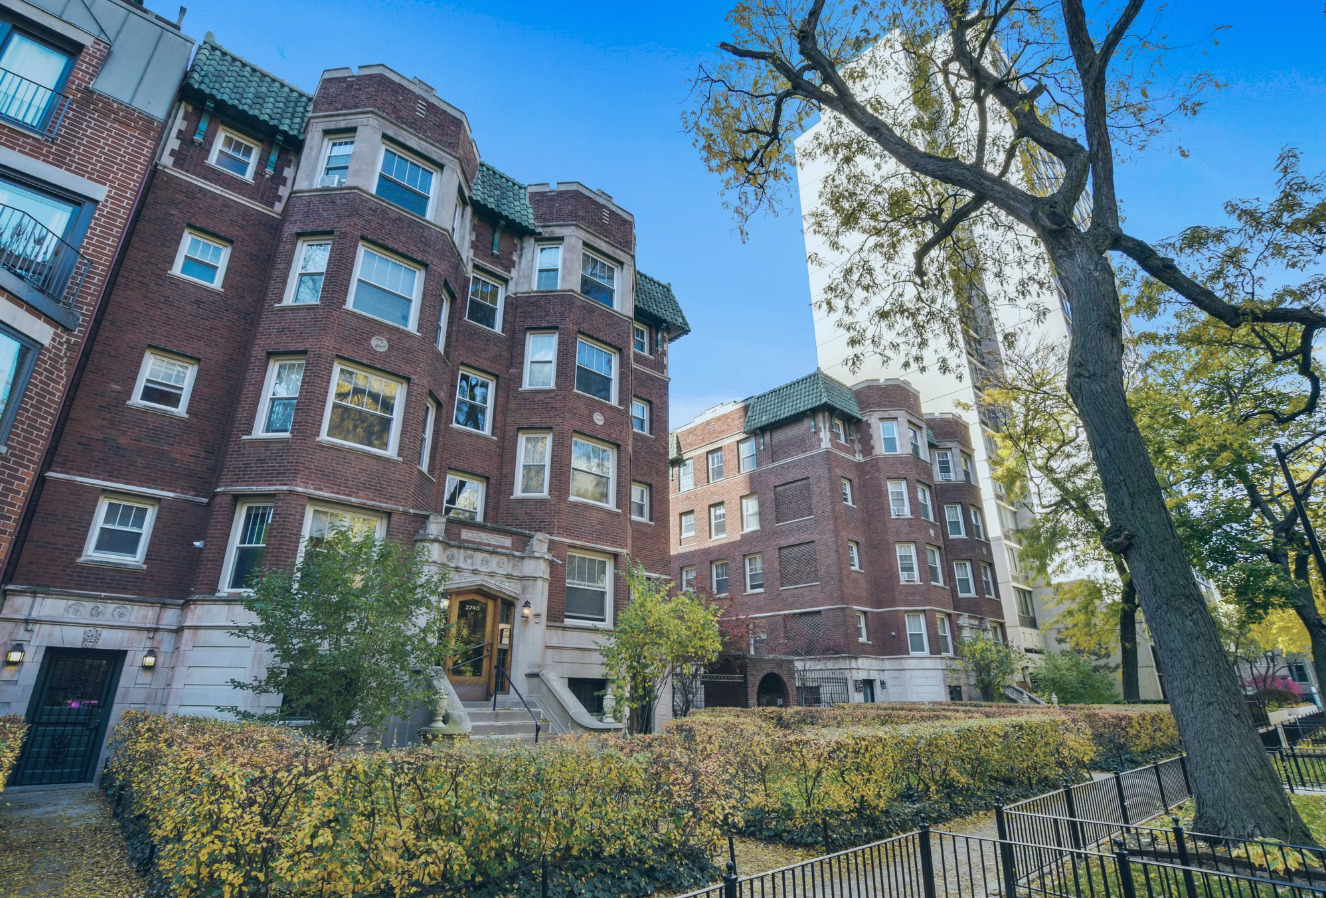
[955,634,1022,702]
[1029,650,1119,705]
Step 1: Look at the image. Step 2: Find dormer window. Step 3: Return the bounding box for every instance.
[209,129,258,179]
[376,146,434,217]
[580,251,616,307]
[320,137,354,187]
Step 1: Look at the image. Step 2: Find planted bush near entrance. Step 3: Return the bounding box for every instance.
[0,714,26,793]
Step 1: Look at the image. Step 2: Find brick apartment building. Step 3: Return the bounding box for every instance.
[1,36,688,784]
[671,371,1005,704]
[0,0,189,575]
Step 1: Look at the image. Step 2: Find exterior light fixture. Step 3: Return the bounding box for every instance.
[5,643,23,665]
[141,648,158,669]
[521,600,532,621]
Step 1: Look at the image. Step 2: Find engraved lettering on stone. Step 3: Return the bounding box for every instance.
[459,529,511,548]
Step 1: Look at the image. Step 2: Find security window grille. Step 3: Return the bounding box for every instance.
[633,324,648,353]
[570,437,614,506]
[679,459,694,491]
[322,138,354,185]
[954,560,976,596]
[841,478,854,505]
[888,480,910,517]
[536,245,560,290]
[226,504,273,590]
[926,545,943,584]
[214,132,256,177]
[917,484,934,521]
[880,420,899,453]
[631,398,650,433]
[709,503,726,538]
[906,613,928,654]
[444,473,484,520]
[580,252,616,306]
[745,554,764,592]
[981,562,997,597]
[945,504,965,537]
[353,247,419,329]
[679,511,695,539]
[971,507,986,540]
[177,232,227,285]
[774,478,813,523]
[466,273,503,330]
[90,498,152,560]
[779,542,818,588]
[712,560,729,595]
[848,541,861,570]
[739,438,757,472]
[708,448,724,482]
[523,331,556,388]
[517,432,551,496]
[680,567,696,591]
[741,494,760,531]
[454,370,493,433]
[896,543,919,582]
[936,614,953,654]
[259,359,304,435]
[565,552,609,622]
[136,352,194,412]
[327,365,401,453]
[289,240,330,304]
[575,339,615,402]
[377,147,434,216]
[630,482,650,520]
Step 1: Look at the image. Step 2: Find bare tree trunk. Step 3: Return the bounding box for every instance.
[1050,233,1309,842]
[1118,571,1140,702]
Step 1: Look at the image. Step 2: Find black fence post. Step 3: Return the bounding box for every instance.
[1276,750,1297,794]
[919,820,938,898]
[996,803,1019,898]
[1062,777,1083,850]
[1178,753,1192,798]
[728,832,737,872]
[541,854,548,898]
[1291,747,1310,790]
[1153,760,1169,811]
[723,859,739,898]
[1113,767,1131,825]
[1115,841,1137,898]
[821,815,832,856]
[1171,818,1199,898]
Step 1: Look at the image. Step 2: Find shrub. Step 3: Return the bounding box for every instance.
[0,715,26,792]
[1246,676,1306,710]
[1070,706,1181,768]
[1029,650,1120,704]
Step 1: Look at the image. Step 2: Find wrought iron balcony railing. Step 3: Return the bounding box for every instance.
[0,204,90,309]
[0,66,73,141]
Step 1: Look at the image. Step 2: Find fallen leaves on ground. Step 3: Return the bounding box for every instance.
[0,790,145,898]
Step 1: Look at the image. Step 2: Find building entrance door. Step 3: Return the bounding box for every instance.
[445,594,514,702]
[10,648,124,786]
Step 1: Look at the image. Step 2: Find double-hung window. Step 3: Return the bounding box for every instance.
[323,362,405,454]
[745,554,764,592]
[935,449,955,481]
[575,338,616,403]
[444,472,485,520]
[523,331,557,388]
[926,545,944,584]
[712,560,730,595]
[679,510,696,539]
[961,453,975,484]
[857,611,869,642]
[536,244,561,290]
[841,477,854,505]
[738,438,757,472]
[633,324,649,354]
[84,494,157,564]
[451,191,469,239]
[570,435,615,507]
[435,286,452,352]
[741,494,760,531]
[680,566,696,592]
[566,551,611,624]
[879,420,899,453]
[320,136,354,186]
[832,417,847,443]
[917,484,934,521]
[954,560,976,596]
[255,356,304,435]
[210,129,258,179]
[285,239,331,305]
[304,504,384,547]
[936,614,953,654]
[454,369,494,434]
[971,507,986,540]
[580,251,616,307]
[709,503,726,539]
[223,502,273,591]
[351,245,422,329]
[0,322,37,446]
[418,397,437,473]
[174,230,230,287]
[708,448,724,482]
[631,398,650,434]
[909,425,924,458]
[896,543,919,583]
[516,431,552,497]
[888,480,910,517]
[848,540,862,571]
[678,458,694,491]
[1016,587,1037,626]
[905,612,928,654]
[945,504,965,537]
[0,27,73,132]
[132,350,197,415]
[630,482,650,521]
[1007,546,1023,574]
[980,561,998,598]
[466,271,504,330]
[376,145,434,217]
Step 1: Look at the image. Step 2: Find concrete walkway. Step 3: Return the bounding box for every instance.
[0,784,144,898]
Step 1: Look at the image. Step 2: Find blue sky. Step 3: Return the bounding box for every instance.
[162,1,1326,428]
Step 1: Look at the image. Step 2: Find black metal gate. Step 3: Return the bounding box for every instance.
[10,648,124,786]
[794,671,849,707]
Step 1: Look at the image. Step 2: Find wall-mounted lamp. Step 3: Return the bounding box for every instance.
[141,648,158,669]
[521,600,532,621]
[440,592,451,613]
[5,643,24,665]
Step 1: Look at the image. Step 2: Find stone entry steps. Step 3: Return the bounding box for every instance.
[462,704,545,741]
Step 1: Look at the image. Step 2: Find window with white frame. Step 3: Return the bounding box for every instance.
[222,501,273,591]
[285,239,331,305]
[917,484,934,521]
[971,507,986,540]
[1015,587,1037,620]
[679,510,696,539]
[454,369,494,434]
[926,545,943,583]
[304,504,384,547]
[709,502,726,539]
[981,561,997,598]
[132,350,197,414]
[841,477,854,505]
[741,494,760,531]
[575,338,616,403]
[1006,546,1023,574]
[905,612,928,654]
[323,362,405,454]
[570,435,615,506]
[631,397,650,434]
[255,356,304,435]
[888,480,910,517]
[320,136,354,186]
[376,145,435,217]
[516,431,552,497]
[832,417,847,443]
[908,425,924,459]
[452,191,469,238]
[954,560,976,596]
[712,560,729,595]
[745,553,764,592]
[580,250,616,307]
[935,448,955,481]
[630,482,650,521]
[85,494,157,564]
[566,551,611,623]
[961,453,975,484]
[848,540,862,571]
[896,543,919,582]
[680,566,696,592]
[880,420,900,453]
[992,623,1005,643]
[936,614,953,654]
[523,331,557,388]
[944,504,965,537]
[633,323,649,354]
[351,245,422,329]
[739,438,757,472]
[418,397,437,473]
[435,285,452,352]
[173,230,230,287]
[209,128,258,179]
[443,471,485,520]
[999,504,1019,533]
[679,458,694,491]
[466,271,504,330]
[708,448,724,482]
[536,244,561,290]
[856,610,869,642]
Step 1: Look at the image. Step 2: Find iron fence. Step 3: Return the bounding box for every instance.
[1005,757,1191,829]
[1282,711,1326,748]
[1269,747,1326,790]
[795,672,849,707]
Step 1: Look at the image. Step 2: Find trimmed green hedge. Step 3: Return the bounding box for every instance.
[0,715,26,792]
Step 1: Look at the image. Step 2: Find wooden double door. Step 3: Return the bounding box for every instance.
[446,593,514,702]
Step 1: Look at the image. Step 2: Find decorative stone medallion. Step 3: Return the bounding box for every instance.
[371,335,389,352]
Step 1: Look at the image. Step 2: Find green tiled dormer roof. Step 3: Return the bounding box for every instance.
[184,34,312,142]
[743,370,861,433]
[472,163,540,236]
[635,272,690,340]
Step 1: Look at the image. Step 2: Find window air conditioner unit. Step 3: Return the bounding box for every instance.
[318,175,345,188]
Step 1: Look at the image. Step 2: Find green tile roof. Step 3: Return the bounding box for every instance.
[635,272,690,339]
[743,370,861,433]
[472,163,540,235]
[184,34,312,142]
